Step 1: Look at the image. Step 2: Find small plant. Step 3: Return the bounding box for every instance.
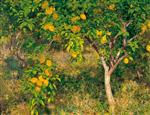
[23,55,60,114]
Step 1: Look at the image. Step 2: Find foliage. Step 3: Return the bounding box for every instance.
[115,80,150,114]
[23,55,60,114]
[1,0,150,114]
[1,0,150,57]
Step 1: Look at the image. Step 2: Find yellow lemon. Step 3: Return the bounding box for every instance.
[39,55,45,64]
[101,35,107,44]
[45,6,55,15]
[43,79,49,86]
[36,80,43,87]
[41,1,49,9]
[35,86,41,92]
[96,30,103,36]
[30,77,38,84]
[80,13,86,20]
[46,60,52,67]
[52,13,59,20]
[123,58,129,64]
[146,44,150,52]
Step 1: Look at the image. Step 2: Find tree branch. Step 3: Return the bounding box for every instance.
[108,53,128,75]
[128,35,139,42]
[85,36,100,55]
[101,57,109,71]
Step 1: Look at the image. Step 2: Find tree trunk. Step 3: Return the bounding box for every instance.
[104,71,115,114]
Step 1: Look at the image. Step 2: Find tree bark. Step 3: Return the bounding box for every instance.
[101,57,115,113]
[104,72,115,113]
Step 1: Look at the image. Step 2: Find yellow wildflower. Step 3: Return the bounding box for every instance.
[100,35,107,44]
[147,20,150,28]
[52,13,59,20]
[146,44,150,52]
[39,54,45,64]
[106,31,111,36]
[46,60,52,67]
[45,6,55,15]
[70,51,78,58]
[36,80,43,87]
[38,76,45,82]
[43,23,55,32]
[43,79,49,86]
[30,77,38,84]
[45,69,52,77]
[71,25,81,33]
[53,34,61,41]
[71,16,80,23]
[140,24,147,34]
[96,30,103,36]
[41,1,49,9]
[35,86,41,92]
[108,4,115,10]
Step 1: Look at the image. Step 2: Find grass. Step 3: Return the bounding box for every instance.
[0,46,150,114]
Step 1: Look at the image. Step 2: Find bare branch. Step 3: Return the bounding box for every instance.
[125,20,133,27]
[108,53,128,75]
[85,36,100,55]
[128,35,139,42]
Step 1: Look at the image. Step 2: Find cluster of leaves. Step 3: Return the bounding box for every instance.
[23,55,60,114]
[1,0,150,61]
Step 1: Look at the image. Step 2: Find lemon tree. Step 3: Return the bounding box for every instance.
[1,0,150,113]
